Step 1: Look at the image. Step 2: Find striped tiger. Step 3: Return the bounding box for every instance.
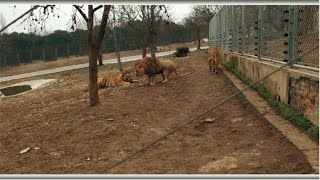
[98,70,134,89]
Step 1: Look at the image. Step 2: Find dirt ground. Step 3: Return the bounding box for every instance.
[0,50,314,174]
[0,42,204,78]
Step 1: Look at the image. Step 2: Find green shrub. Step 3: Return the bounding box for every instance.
[174,47,190,57]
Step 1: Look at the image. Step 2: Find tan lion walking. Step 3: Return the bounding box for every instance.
[208,47,220,74]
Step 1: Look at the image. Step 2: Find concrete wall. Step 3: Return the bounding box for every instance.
[223,52,319,126]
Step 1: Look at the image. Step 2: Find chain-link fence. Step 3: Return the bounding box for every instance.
[296,5,319,67]
[209,5,319,68]
[0,26,195,68]
[0,37,144,68]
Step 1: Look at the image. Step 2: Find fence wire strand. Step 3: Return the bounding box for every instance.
[209,5,319,68]
[104,44,319,173]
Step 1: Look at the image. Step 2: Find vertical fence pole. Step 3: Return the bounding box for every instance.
[220,8,223,50]
[258,6,263,60]
[4,54,7,67]
[16,53,20,65]
[29,50,32,63]
[216,15,218,48]
[213,16,215,48]
[221,11,223,50]
[225,6,228,52]
[231,5,234,53]
[288,5,298,67]
[42,48,46,60]
[1,54,7,67]
[222,7,225,51]
[55,46,58,59]
[241,5,245,56]
[216,14,218,48]
[79,43,82,56]
[220,11,223,50]
[66,44,70,57]
[209,18,212,48]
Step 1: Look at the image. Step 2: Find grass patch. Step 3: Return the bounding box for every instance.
[222,61,319,140]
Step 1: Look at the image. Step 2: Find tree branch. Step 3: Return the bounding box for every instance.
[93,5,103,13]
[139,6,149,27]
[88,5,94,48]
[0,5,40,33]
[96,5,111,50]
[73,5,88,22]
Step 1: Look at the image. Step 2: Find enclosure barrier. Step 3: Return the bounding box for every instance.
[209,5,319,68]
[0,27,195,68]
[0,38,142,68]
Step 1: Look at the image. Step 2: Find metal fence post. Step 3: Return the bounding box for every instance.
[209,19,211,48]
[213,17,215,48]
[222,7,224,50]
[231,5,234,53]
[66,44,70,57]
[223,6,225,51]
[288,5,298,67]
[220,11,223,50]
[225,6,228,52]
[215,15,218,48]
[55,47,58,59]
[79,43,82,56]
[241,5,245,56]
[29,51,32,63]
[16,53,20,65]
[42,48,46,60]
[258,6,263,60]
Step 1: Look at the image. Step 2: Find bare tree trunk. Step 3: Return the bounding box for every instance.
[97,52,103,66]
[88,48,99,106]
[149,31,156,58]
[142,34,147,58]
[70,5,112,106]
[88,5,99,106]
[197,25,201,50]
[114,30,123,71]
[116,52,122,71]
[112,8,123,71]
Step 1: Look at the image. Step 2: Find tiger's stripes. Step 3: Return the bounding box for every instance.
[98,70,133,89]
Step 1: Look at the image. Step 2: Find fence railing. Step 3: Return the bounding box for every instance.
[0,29,195,68]
[209,5,319,68]
[0,37,144,67]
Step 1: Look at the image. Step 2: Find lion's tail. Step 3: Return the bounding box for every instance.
[174,70,192,77]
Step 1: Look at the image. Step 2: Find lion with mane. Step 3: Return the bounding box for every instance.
[134,57,183,86]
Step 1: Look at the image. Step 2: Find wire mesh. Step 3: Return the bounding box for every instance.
[44,46,57,61]
[296,5,319,67]
[243,6,259,56]
[262,5,289,61]
[0,25,190,67]
[5,52,20,66]
[225,6,233,52]
[57,44,69,58]
[209,5,319,68]
[233,5,242,54]
[221,7,226,51]
[0,54,6,68]
[19,50,32,64]
[216,10,222,48]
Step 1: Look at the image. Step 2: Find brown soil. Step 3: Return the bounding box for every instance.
[0,42,204,78]
[0,50,313,174]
